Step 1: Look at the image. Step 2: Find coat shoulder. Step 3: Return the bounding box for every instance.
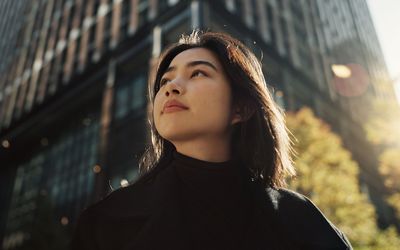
[266,188,353,250]
[75,160,174,224]
[71,179,156,250]
[85,178,155,219]
[83,156,174,218]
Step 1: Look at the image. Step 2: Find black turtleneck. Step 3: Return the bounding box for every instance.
[71,149,353,250]
[172,150,248,250]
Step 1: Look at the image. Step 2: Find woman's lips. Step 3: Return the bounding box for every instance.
[163,99,189,113]
[163,105,188,113]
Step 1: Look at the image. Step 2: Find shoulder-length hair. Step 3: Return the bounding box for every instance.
[138,30,295,188]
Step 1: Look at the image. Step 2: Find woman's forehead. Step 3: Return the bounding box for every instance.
[167,47,222,69]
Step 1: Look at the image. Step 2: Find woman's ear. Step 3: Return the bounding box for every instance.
[231,107,243,125]
[230,102,255,125]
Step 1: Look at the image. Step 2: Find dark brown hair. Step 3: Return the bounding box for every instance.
[139,30,295,188]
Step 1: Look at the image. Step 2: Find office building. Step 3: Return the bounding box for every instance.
[0,0,396,248]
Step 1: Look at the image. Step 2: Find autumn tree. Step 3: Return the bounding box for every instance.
[286,107,400,249]
[364,100,400,146]
[364,99,400,221]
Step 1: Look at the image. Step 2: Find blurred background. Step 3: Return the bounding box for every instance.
[0,0,399,249]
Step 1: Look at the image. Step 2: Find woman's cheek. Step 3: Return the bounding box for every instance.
[154,95,162,114]
[153,97,162,128]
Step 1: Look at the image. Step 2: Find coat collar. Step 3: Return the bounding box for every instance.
[97,157,287,249]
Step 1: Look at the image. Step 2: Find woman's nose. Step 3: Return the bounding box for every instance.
[164,78,184,96]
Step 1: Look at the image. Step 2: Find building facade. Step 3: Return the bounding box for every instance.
[0,0,397,248]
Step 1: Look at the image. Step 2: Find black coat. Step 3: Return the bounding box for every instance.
[71,157,352,250]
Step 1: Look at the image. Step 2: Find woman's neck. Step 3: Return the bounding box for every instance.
[172,137,232,163]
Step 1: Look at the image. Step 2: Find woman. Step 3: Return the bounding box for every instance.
[72,31,352,250]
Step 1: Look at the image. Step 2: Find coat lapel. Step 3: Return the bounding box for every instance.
[238,165,292,250]
[122,163,188,250]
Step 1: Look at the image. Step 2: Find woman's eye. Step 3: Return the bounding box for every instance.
[191,70,206,78]
[160,78,170,86]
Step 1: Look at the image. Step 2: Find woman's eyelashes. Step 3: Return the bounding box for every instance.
[160,70,208,87]
[191,70,207,78]
[160,77,170,86]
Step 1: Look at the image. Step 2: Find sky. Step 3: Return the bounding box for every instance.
[367,0,400,98]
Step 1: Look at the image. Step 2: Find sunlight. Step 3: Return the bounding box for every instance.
[331,64,352,78]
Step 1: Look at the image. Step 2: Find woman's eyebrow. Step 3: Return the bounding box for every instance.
[187,60,218,72]
[164,60,218,74]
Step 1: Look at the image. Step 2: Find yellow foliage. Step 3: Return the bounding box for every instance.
[364,227,400,250]
[379,147,400,193]
[364,100,400,146]
[387,194,400,221]
[380,148,400,220]
[364,99,400,222]
[286,107,400,248]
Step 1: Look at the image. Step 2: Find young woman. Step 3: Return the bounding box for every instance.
[72,31,352,250]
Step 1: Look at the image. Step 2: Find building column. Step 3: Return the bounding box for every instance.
[93,60,115,202]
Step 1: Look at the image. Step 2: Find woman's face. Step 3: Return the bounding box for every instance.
[153,47,240,145]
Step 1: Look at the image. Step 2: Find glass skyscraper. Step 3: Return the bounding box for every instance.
[0,0,396,248]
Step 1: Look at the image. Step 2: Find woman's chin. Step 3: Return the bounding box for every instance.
[159,132,189,143]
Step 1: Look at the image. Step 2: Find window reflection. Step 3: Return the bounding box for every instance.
[115,72,146,120]
[138,0,149,26]
[3,118,100,248]
[115,84,129,119]
[131,74,146,110]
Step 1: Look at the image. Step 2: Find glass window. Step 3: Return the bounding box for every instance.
[89,152,96,166]
[90,139,97,155]
[86,171,94,194]
[79,171,86,197]
[250,0,258,28]
[234,0,242,15]
[121,0,130,23]
[115,84,129,119]
[159,0,169,12]
[131,74,146,110]
[138,0,149,26]
[52,184,59,200]
[266,4,275,47]
[68,179,75,201]
[127,168,139,182]
[168,0,179,5]
[110,176,121,190]
[59,182,67,204]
